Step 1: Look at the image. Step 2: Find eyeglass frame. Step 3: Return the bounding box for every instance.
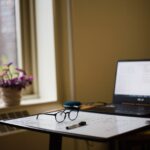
[36,107,80,123]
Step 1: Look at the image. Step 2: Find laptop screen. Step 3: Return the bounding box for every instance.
[114,60,150,105]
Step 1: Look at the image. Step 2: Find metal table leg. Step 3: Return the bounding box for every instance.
[49,133,62,150]
[108,140,116,150]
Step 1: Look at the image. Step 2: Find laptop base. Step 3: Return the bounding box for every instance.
[84,104,150,118]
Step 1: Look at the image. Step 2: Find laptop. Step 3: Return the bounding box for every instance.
[86,60,150,117]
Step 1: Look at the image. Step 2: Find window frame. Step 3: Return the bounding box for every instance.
[0,0,58,107]
[20,0,58,102]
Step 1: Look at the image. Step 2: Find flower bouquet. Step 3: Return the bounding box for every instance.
[0,62,33,106]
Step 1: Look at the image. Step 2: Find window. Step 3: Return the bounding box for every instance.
[0,0,18,65]
[0,0,57,105]
[0,0,33,96]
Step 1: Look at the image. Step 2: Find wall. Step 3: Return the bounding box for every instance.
[0,131,49,150]
[56,0,150,103]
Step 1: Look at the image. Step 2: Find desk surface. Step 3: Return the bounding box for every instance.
[0,111,150,142]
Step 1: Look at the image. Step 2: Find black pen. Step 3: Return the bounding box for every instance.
[66,121,87,130]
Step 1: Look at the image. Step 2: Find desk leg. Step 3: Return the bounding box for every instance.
[49,133,62,150]
[108,140,116,150]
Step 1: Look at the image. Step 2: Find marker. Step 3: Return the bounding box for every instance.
[66,121,87,130]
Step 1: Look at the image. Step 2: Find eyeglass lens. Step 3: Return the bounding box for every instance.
[55,109,79,122]
[69,110,78,120]
[55,111,66,122]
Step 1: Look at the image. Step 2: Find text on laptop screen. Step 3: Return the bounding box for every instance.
[115,61,150,97]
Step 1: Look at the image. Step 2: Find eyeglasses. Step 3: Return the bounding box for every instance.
[36,107,79,123]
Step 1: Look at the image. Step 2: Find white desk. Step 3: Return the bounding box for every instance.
[0,111,150,150]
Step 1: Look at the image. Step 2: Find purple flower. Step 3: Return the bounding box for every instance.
[0,63,33,90]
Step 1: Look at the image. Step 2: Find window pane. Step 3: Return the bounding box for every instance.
[0,0,17,66]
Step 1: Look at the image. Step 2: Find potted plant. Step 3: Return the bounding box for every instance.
[0,62,33,106]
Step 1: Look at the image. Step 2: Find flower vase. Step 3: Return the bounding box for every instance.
[1,88,22,107]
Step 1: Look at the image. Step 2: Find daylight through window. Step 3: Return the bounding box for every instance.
[0,0,18,65]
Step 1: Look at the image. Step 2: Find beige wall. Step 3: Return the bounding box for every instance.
[56,0,150,103]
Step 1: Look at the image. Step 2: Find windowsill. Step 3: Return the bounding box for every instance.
[0,96,60,111]
[21,97,56,105]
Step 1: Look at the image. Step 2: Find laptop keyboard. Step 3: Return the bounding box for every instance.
[115,105,148,115]
[85,104,150,117]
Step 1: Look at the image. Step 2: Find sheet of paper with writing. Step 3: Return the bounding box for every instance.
[0,111,150,140]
